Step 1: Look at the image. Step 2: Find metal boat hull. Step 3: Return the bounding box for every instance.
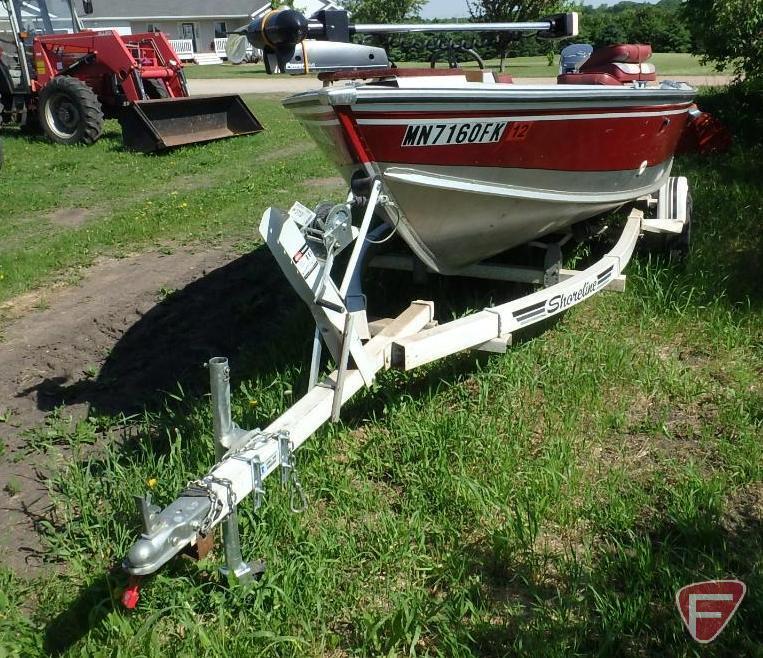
[285,80,695,272]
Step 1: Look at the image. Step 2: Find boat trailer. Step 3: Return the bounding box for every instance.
[121,176,691,606]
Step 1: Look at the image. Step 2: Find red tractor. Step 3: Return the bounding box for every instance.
[0,0,262,152]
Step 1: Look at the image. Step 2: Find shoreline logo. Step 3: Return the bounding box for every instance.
[545,279,599,314]
[675,580,746,644]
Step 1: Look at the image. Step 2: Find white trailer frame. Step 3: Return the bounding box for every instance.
[122,176,690,586]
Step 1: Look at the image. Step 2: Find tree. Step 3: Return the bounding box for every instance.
[683,0,763,81]
[466,0,563,70]
[341,0,426,54]
[341,0,426,23]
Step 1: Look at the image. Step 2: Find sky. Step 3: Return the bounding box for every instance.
[421,0,658,18]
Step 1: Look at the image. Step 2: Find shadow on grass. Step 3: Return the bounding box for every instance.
[26,245,305,417]
[42,573,117,656]
[464,496,763,656]
[0,124,123,145]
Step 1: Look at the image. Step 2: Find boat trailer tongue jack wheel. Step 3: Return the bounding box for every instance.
[121,177,691,597]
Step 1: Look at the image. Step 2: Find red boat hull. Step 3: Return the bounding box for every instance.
[285,80,695,271]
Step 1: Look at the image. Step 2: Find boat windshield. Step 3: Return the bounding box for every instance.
[14,0,77,35]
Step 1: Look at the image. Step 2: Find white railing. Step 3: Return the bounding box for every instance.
[214,37,228,56]
[168,39,195,60]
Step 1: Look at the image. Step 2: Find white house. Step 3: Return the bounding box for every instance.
[251,1,343,20]
[83,0,343,62]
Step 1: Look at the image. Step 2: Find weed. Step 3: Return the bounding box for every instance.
[4,478,21,497]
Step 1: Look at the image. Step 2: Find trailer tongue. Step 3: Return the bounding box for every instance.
[119,95,263,153]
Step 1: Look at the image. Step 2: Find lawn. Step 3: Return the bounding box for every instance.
[0,90,761,656]
[182,52,721,80]
[0,96,340,305]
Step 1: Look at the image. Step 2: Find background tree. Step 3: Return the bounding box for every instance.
[683,0,763,81]
[341,0,426,54]
[341,0,426,23]
[466,0,562,70]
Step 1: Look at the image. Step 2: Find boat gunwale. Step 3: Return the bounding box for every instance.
[282,82,696,110]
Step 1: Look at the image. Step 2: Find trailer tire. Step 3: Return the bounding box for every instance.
[664,191,692,262]
[38,76,104,146]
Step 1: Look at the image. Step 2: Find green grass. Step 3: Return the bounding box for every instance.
[0,96,341,305]
[0,88,761,656]
[183,53,722,80]
[182,62,274,79]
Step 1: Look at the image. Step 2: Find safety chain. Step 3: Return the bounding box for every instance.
[185,474,236,537]
[182,430,287,535]
[279,432,308,514]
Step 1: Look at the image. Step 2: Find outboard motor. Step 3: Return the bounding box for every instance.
[243,9,388,74]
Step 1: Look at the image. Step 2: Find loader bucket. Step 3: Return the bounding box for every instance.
[119,95,263,153]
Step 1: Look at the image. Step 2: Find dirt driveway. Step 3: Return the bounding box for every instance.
[0,245,298,574]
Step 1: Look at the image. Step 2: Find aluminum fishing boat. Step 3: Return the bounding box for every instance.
[235,9,698,272]
[284,65,694,272]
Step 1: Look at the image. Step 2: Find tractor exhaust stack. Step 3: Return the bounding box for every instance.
[119,95,264,153]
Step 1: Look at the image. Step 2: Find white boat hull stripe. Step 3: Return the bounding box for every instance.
[356,108,690,126]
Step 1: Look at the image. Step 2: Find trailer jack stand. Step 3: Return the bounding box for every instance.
[209,357,267,584]
[217,497,266,584]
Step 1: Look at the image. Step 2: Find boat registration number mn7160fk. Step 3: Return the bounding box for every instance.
[402,120,525,147]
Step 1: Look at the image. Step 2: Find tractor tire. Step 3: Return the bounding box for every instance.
[144,79,169,99]
[38,76,104,146]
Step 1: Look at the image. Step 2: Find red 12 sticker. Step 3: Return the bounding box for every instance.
[505,122,532,141]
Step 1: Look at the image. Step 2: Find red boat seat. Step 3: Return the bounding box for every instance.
[557,72,624,86]
[557,44,656,86]
[583,44,653,67]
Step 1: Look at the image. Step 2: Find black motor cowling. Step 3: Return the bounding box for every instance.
[245,9,309,52]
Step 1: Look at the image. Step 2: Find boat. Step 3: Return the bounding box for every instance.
[284,62,694,273]
[237,8,696,272]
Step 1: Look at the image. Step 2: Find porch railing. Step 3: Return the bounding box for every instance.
[168,39,195,60]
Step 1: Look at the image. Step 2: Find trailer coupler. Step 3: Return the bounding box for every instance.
[124,489,212,576]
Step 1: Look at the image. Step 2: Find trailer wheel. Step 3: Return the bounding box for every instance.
[664,191,692,261]
[38,76,104,146]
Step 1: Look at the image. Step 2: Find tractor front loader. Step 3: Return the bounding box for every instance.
[0,0,262,152]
